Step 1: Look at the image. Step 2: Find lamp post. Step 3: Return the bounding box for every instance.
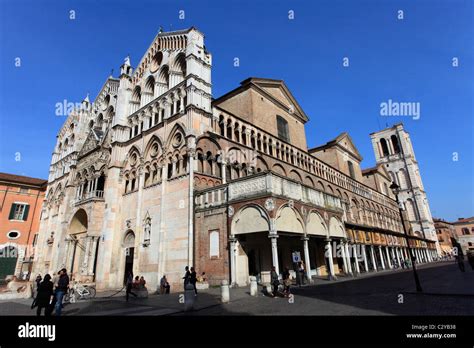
[390,182,423,292]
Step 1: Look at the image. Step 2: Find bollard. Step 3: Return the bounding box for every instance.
[184,283,195,311]
[221,279,230,303]
[249,276,258,296]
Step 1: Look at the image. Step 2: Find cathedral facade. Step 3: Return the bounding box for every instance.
[33,27,439,291]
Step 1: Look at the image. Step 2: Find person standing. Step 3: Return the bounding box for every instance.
[270,266,279,298]
[282,267,291,297]
[182,266,191,290]
[160,275,170,294]
[125,271,137,301]
[190,267,197,296]
[34,274,42,298]
[55,268,69,316]
[34,274,54,316]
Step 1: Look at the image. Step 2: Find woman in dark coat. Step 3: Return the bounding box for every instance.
[35,274,54,316]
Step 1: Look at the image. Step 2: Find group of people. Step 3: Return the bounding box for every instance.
[32,268,70,316]
[183,266,204,295]
[125,272,147,301]
[270,266,293,298]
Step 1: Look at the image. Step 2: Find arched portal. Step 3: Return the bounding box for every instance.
[123,230,135,285]
[67,209,88,280]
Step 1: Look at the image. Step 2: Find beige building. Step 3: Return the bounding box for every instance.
[452,217,474,254]
[33,27,438,292]
[433,218,456,255]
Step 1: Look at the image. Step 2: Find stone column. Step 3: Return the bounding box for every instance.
[80,236,91,275]
[326,239,336,279]
[221,160,227,184]
[229,236,237,286]
[302,236,312,283]
[378,245,385,270]
[269,234,279,275]
[385,246,393,269]
[344,242,353,275]
[340,240,349,275]
[362,245,369,272]
[352,244,360,274]
[87,236,98,275]
[395,247,401,267]
[370,245,377,271]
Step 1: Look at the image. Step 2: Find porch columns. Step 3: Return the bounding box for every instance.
[340,240,349,275]
[81,236,91,275]
[391,247,396,266]
[302,236,312,283]
[325,239,336,279]
[88,236,98,275]
[229,236,237,286]
[395,247,401,267]
[369,245,377,272]
[352,244,360,274]
[344,242,353,275]
[362,245,369,272]
[378,246,385,270]
[385,246,393,269]
[269,234,279,275]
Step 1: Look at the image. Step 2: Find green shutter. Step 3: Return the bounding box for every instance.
[8,204,16,220]
[23,205,30,221]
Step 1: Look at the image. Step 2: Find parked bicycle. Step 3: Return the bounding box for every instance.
[65,282,96,303]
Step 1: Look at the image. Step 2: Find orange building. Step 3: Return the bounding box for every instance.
[0,172,47,281]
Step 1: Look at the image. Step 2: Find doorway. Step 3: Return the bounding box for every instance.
[123,230,135,285]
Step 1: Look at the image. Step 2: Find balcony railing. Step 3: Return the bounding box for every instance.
[195,172,343,212]
[75,190,104,205]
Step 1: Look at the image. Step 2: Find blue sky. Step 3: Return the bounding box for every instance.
[0,0,472,221]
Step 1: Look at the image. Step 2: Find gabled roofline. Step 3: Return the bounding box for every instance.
[212,77,309,123]
[309,132,363,161]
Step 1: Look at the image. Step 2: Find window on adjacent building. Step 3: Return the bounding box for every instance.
[347,161,356,179]
[209,230,219,258]
[462,228,470,235]
[8,203,29,221]
[276,116,290,143]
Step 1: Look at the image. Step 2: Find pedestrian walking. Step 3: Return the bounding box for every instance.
[190,267,197,296]
[33,274,54,316]
[182,266,191,290]
[125,271,137,301]
[54,268,69,316]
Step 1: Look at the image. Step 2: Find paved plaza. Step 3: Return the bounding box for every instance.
[1,261,473,316]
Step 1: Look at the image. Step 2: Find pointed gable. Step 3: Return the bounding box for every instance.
[78,130,100,157]
[333,133,363,162]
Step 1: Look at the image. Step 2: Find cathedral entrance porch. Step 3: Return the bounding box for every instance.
[231,232,345,287]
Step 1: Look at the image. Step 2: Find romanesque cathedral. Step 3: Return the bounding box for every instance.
[33,27,439,291]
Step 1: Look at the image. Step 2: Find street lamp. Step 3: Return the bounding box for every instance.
[390,182,423,292]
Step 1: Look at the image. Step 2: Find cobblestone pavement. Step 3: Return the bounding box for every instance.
[0,261,472,316]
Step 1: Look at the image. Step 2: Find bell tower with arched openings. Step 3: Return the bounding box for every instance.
[370,123,440,255]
